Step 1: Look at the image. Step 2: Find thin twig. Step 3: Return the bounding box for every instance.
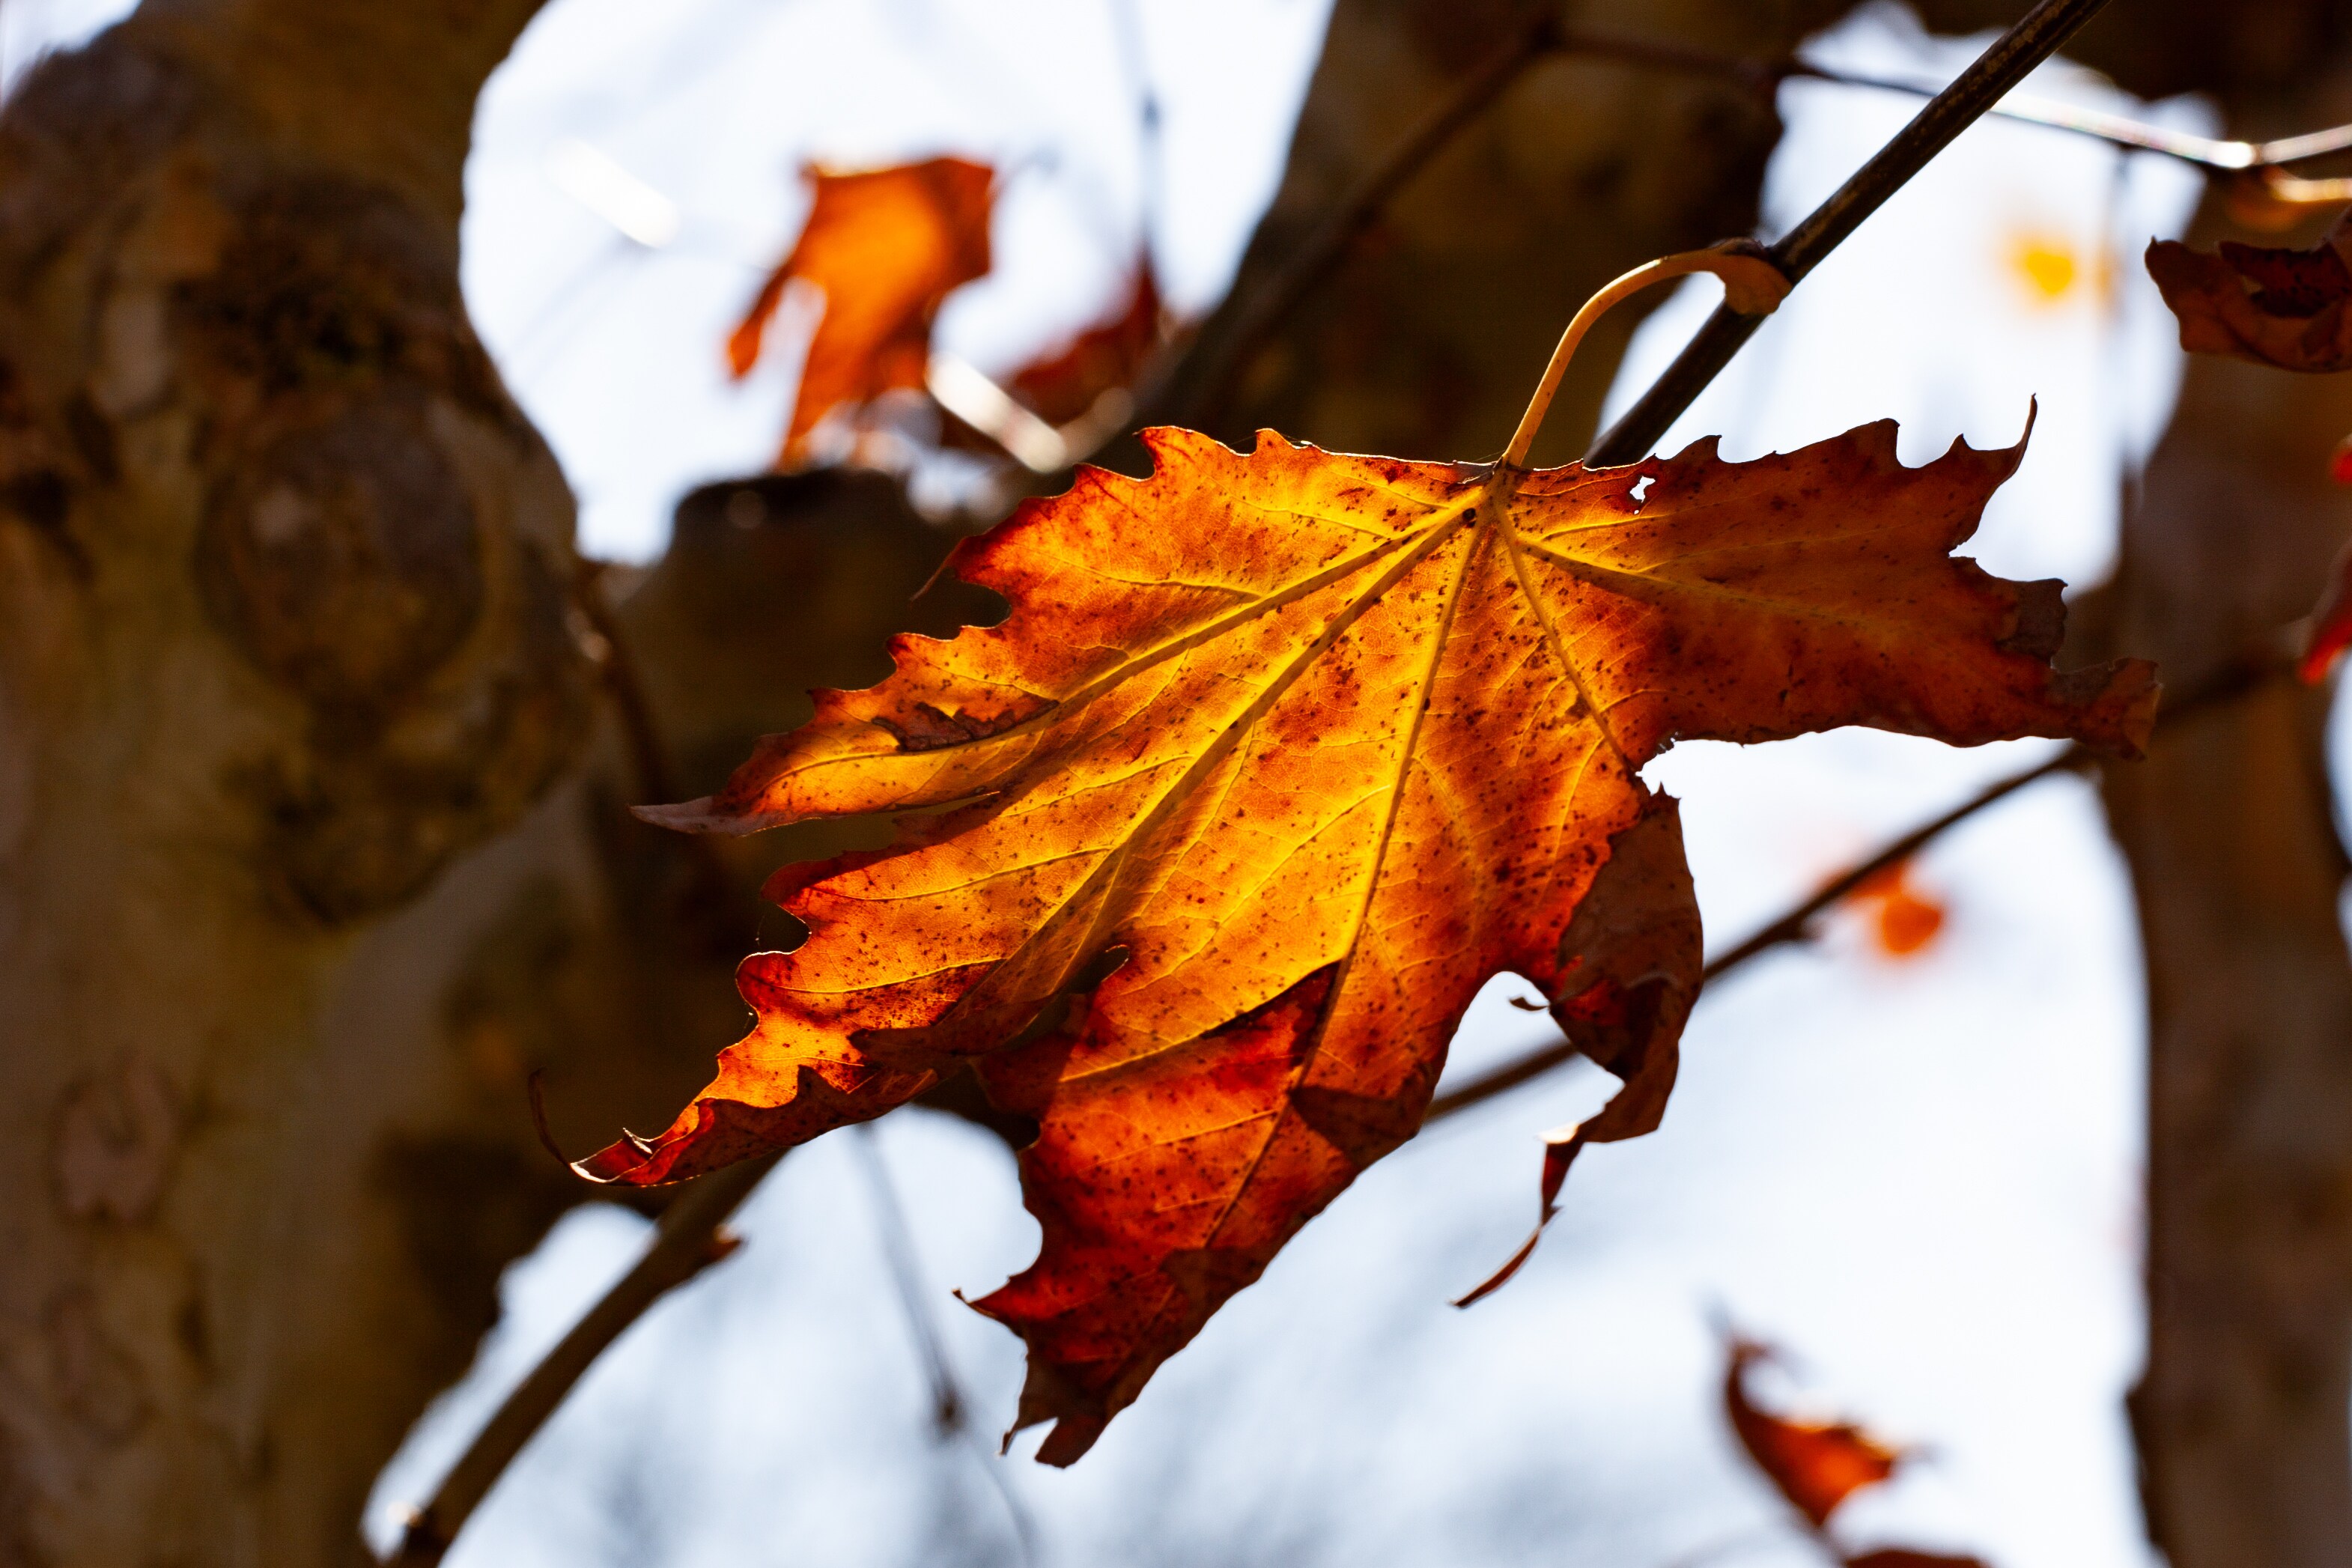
[1587,0,2113,467]
[1695,749,2086,984]
[1137,0,2352,448]
[851,1127,1039,1567]
[382,1153,782,1566]
[1425,655,2286,1128]
[852,1125,967,1434]
[1561,26,2352,173]
[572,561,679,807]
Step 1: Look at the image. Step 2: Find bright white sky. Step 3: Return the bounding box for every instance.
[0,2,2262,1565]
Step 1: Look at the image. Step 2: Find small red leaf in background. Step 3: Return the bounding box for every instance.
[728,157,993,466]
[2302,538,2352,682]
[1004,264,1163,427]
[2146,214,2352,373]
[1722,1337,1999,1567]
[2331,433,2352,485]
[1726,1337,1901,1528]
[1853,863,1945,958]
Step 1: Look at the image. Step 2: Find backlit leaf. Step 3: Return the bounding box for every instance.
[728,158,993,466]
[2146,217,2352,373]
[586,419,2154,1462]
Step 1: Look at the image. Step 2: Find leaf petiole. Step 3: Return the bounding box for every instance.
[1500,242,1789,470]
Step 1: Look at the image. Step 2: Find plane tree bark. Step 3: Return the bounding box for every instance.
[0,4,613,1561]
[1903,3,2352,1561]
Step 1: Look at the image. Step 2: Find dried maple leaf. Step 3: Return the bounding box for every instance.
[1723,1337,1997,1567]
[587,249,2154,1464]
[728,157,993,466]
[2146,214,2352,373]
[1726,1337,1901,1528]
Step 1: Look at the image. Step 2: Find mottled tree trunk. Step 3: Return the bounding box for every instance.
[0,4,604,1561]
[1964,4,2352,1561]
[2103,246,2352,1568]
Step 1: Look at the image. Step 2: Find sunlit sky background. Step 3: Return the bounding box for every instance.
[0,1,2305,1564]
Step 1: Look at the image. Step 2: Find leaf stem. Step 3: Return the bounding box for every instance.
[1500,246,1787,470]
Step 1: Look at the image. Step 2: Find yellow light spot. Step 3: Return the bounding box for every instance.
[2011,235,2079,302]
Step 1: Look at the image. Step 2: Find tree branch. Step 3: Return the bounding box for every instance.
[381,1152,780,1566]
[1139,0,2351,448]
[1586,0,2112,466]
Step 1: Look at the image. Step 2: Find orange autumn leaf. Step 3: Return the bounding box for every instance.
[1726,1338,1902,1529]
[1853,863,1945,958]
[578,401,2154,1461]
[2145,213,2352,373]
[728,157,993,465]
[1844,1553,1993,1568]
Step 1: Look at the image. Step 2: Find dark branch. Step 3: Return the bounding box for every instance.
[1587,0,2112,467]
[1139,0,2320,453]
[380,1153,781,1567]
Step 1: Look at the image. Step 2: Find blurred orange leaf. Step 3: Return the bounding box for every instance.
[582,416,2152,1462]
[1726,1338,1902,1528]
[729,157,993,465]
[1844,1552,1993,1568]
[1853,863,1945,958]
[2146,216,2352,373]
